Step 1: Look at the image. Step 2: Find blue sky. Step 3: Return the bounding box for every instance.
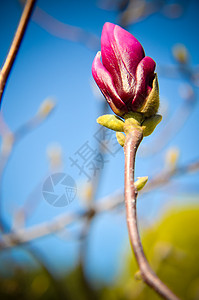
[0,0,199,283]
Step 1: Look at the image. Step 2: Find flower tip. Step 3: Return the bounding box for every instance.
[92,51,101,79]
[103,22,115,30]
[96,51,101,58]
[101,22,116,43]
[92,51,101,71]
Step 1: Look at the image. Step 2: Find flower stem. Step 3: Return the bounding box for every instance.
[124,129,180,300]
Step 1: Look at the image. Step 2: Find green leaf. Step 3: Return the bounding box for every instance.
[134,176,148,191]
[142,114,162,137]
[116,132,126,147]
[138,74,160,117]
[97,114,124,132]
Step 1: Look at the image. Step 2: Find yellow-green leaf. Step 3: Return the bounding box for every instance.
[97,114,124,132]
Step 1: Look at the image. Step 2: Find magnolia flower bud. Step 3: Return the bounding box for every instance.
[92,22,159,117]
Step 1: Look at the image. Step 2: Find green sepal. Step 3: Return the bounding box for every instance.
[97,114,124,132]
[141,114,162,137]
[123,112,144,124]
[123,112,143,134]
[134,176,148,191]
[138,74,159,117]
[116,132,126,147]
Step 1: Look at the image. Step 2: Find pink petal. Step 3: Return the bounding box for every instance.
[101,23,145,100]
[131,56,156,110]
[92,52,128,116]
[114,24,145,78]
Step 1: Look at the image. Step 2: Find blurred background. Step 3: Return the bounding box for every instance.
[0,0,199,299]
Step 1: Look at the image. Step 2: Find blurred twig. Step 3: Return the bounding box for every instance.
[32,6,100,51]
[77,99,109,293]
[140,97,196,156]
[118,0,188,27]
[0,211,86,249]
[0,0,37,107]
[0,112,11,135]
[0,156,198,249]
[0,99,56,231]
[143,157,199,194]
[141,43,198,157]
[12,143,63,230]
[158,42,199,87]
[158,65,199,87]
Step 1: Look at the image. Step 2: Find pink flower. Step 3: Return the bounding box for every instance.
[92,22,157,117]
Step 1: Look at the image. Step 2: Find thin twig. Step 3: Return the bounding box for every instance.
[143,158,199,194]
[0,104,55,231]
[32,6,100,51]
[76,100,109,293]
[141,100,196,157]
[124,129,180,300]
[0,211,86,249]
[0,155,198,248]
[0,0,37,107]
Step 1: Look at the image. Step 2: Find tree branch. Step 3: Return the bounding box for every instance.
[32,6,100,51]
[0,0,37,107]
[0,153,198,249]
[124,129,180,300]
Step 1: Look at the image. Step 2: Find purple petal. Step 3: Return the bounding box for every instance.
[92,52,128,116]
[101,23,145,100]
[131,56,156,110]
[114,24,145,78]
